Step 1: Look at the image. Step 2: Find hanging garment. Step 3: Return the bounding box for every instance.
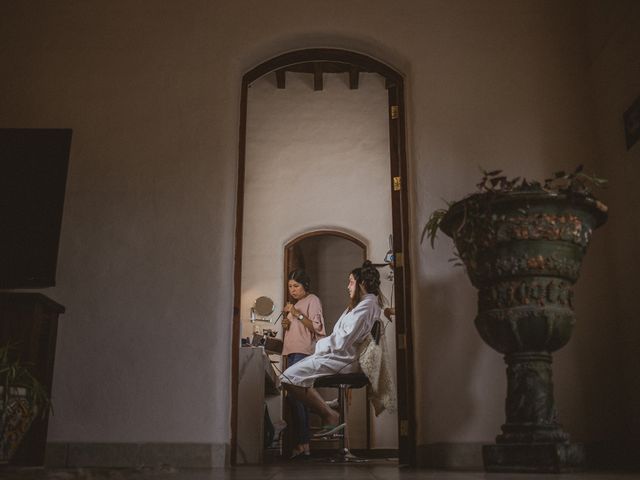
[358,326,397,416]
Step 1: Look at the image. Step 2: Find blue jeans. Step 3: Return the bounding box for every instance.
[287,353,310,445]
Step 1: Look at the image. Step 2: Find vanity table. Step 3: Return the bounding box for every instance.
[236,346,279,464]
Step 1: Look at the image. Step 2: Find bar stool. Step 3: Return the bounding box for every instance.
[312,320,383,462]
[313,372,369,462]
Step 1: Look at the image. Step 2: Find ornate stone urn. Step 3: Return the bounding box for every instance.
[440,191,607,472]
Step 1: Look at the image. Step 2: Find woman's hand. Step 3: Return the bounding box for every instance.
[282,303,293,330]
[285,302,302,318]
[384,307,395,321]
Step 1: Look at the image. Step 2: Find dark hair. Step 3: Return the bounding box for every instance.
[349,260,384,309]
[288,269,310,292]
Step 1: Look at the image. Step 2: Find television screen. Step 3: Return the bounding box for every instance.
[0,129,72,288]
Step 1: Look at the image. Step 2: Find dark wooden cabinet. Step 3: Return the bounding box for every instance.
[0,292,64,466]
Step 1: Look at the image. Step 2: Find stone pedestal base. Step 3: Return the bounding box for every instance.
[483,443,585,473]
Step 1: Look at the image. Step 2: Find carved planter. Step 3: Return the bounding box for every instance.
[0,387,38,464]
[440,191,607,472]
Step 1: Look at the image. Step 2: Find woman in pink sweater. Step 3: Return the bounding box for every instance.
[282,269,326,459]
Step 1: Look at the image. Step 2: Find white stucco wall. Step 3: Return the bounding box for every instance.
[241,72,392,337]
[0,0,632,453]
[585,0,640,440]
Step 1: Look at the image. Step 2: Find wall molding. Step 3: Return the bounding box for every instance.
[417,441,640,471]
[417,442,484,470]
[45,442,228,468]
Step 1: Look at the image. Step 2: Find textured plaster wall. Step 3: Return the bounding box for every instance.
[241,72,392,339]
[1,2,239,443]
[585,0,640,442]
[0,0,627,449]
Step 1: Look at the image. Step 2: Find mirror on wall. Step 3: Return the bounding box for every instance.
[250,296,276,322]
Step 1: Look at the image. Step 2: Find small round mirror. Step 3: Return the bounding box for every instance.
[254,296,275,317]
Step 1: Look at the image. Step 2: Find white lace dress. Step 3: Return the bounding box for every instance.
[279,293,380,388]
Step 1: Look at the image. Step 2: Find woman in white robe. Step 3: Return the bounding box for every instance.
[280,260,383,435]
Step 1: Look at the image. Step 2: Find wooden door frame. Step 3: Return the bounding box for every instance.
[231,48,416,466]
[283,229,368,336]
[284,230,367,281]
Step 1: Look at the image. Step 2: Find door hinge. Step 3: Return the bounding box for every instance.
[400,419,409,436]
[395,252,404,268]
[393,176,401,191]
[390,105,400,119]
[397,333,407,350]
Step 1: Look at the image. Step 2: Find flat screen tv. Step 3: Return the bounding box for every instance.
[0,129,72,288]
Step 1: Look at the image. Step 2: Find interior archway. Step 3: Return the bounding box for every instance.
[284,230,367,335]
[231,48,415,465]
[282,230,373,454]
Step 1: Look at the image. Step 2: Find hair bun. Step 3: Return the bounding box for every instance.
[354,260,381,295]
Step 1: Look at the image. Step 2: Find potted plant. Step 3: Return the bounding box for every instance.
[424,166,608,473]
[0,343,51,464]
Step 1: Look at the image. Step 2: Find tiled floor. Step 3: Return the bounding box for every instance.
[1,465,638,480]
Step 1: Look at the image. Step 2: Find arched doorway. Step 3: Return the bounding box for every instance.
[231,48,415,465]
[283,230,371,455]
[284,231,367,341]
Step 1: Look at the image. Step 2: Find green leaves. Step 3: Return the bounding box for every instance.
[423,165,608,259]
[421,208,447,247]
[475,164,607,196]
[543,164,608,195]
[0,343,51,418]
[477,167,538,193]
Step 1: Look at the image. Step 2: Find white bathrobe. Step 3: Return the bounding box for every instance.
[280,293,380,387]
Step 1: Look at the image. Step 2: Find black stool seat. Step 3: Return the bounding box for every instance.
[314,372,368,389]
[313,371,370,463]
[310,320,381,463]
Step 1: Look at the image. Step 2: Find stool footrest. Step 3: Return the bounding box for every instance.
[310,373,370,461]
[313,423,346,438]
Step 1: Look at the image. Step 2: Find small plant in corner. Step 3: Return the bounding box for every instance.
[0,342,52,463]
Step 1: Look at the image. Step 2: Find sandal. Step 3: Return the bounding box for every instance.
[289,450,311,460]
[325,398,339,409]
[313,422,346,438]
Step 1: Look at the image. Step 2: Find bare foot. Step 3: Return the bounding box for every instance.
[289,445,305,459]
[322,409,340,426]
